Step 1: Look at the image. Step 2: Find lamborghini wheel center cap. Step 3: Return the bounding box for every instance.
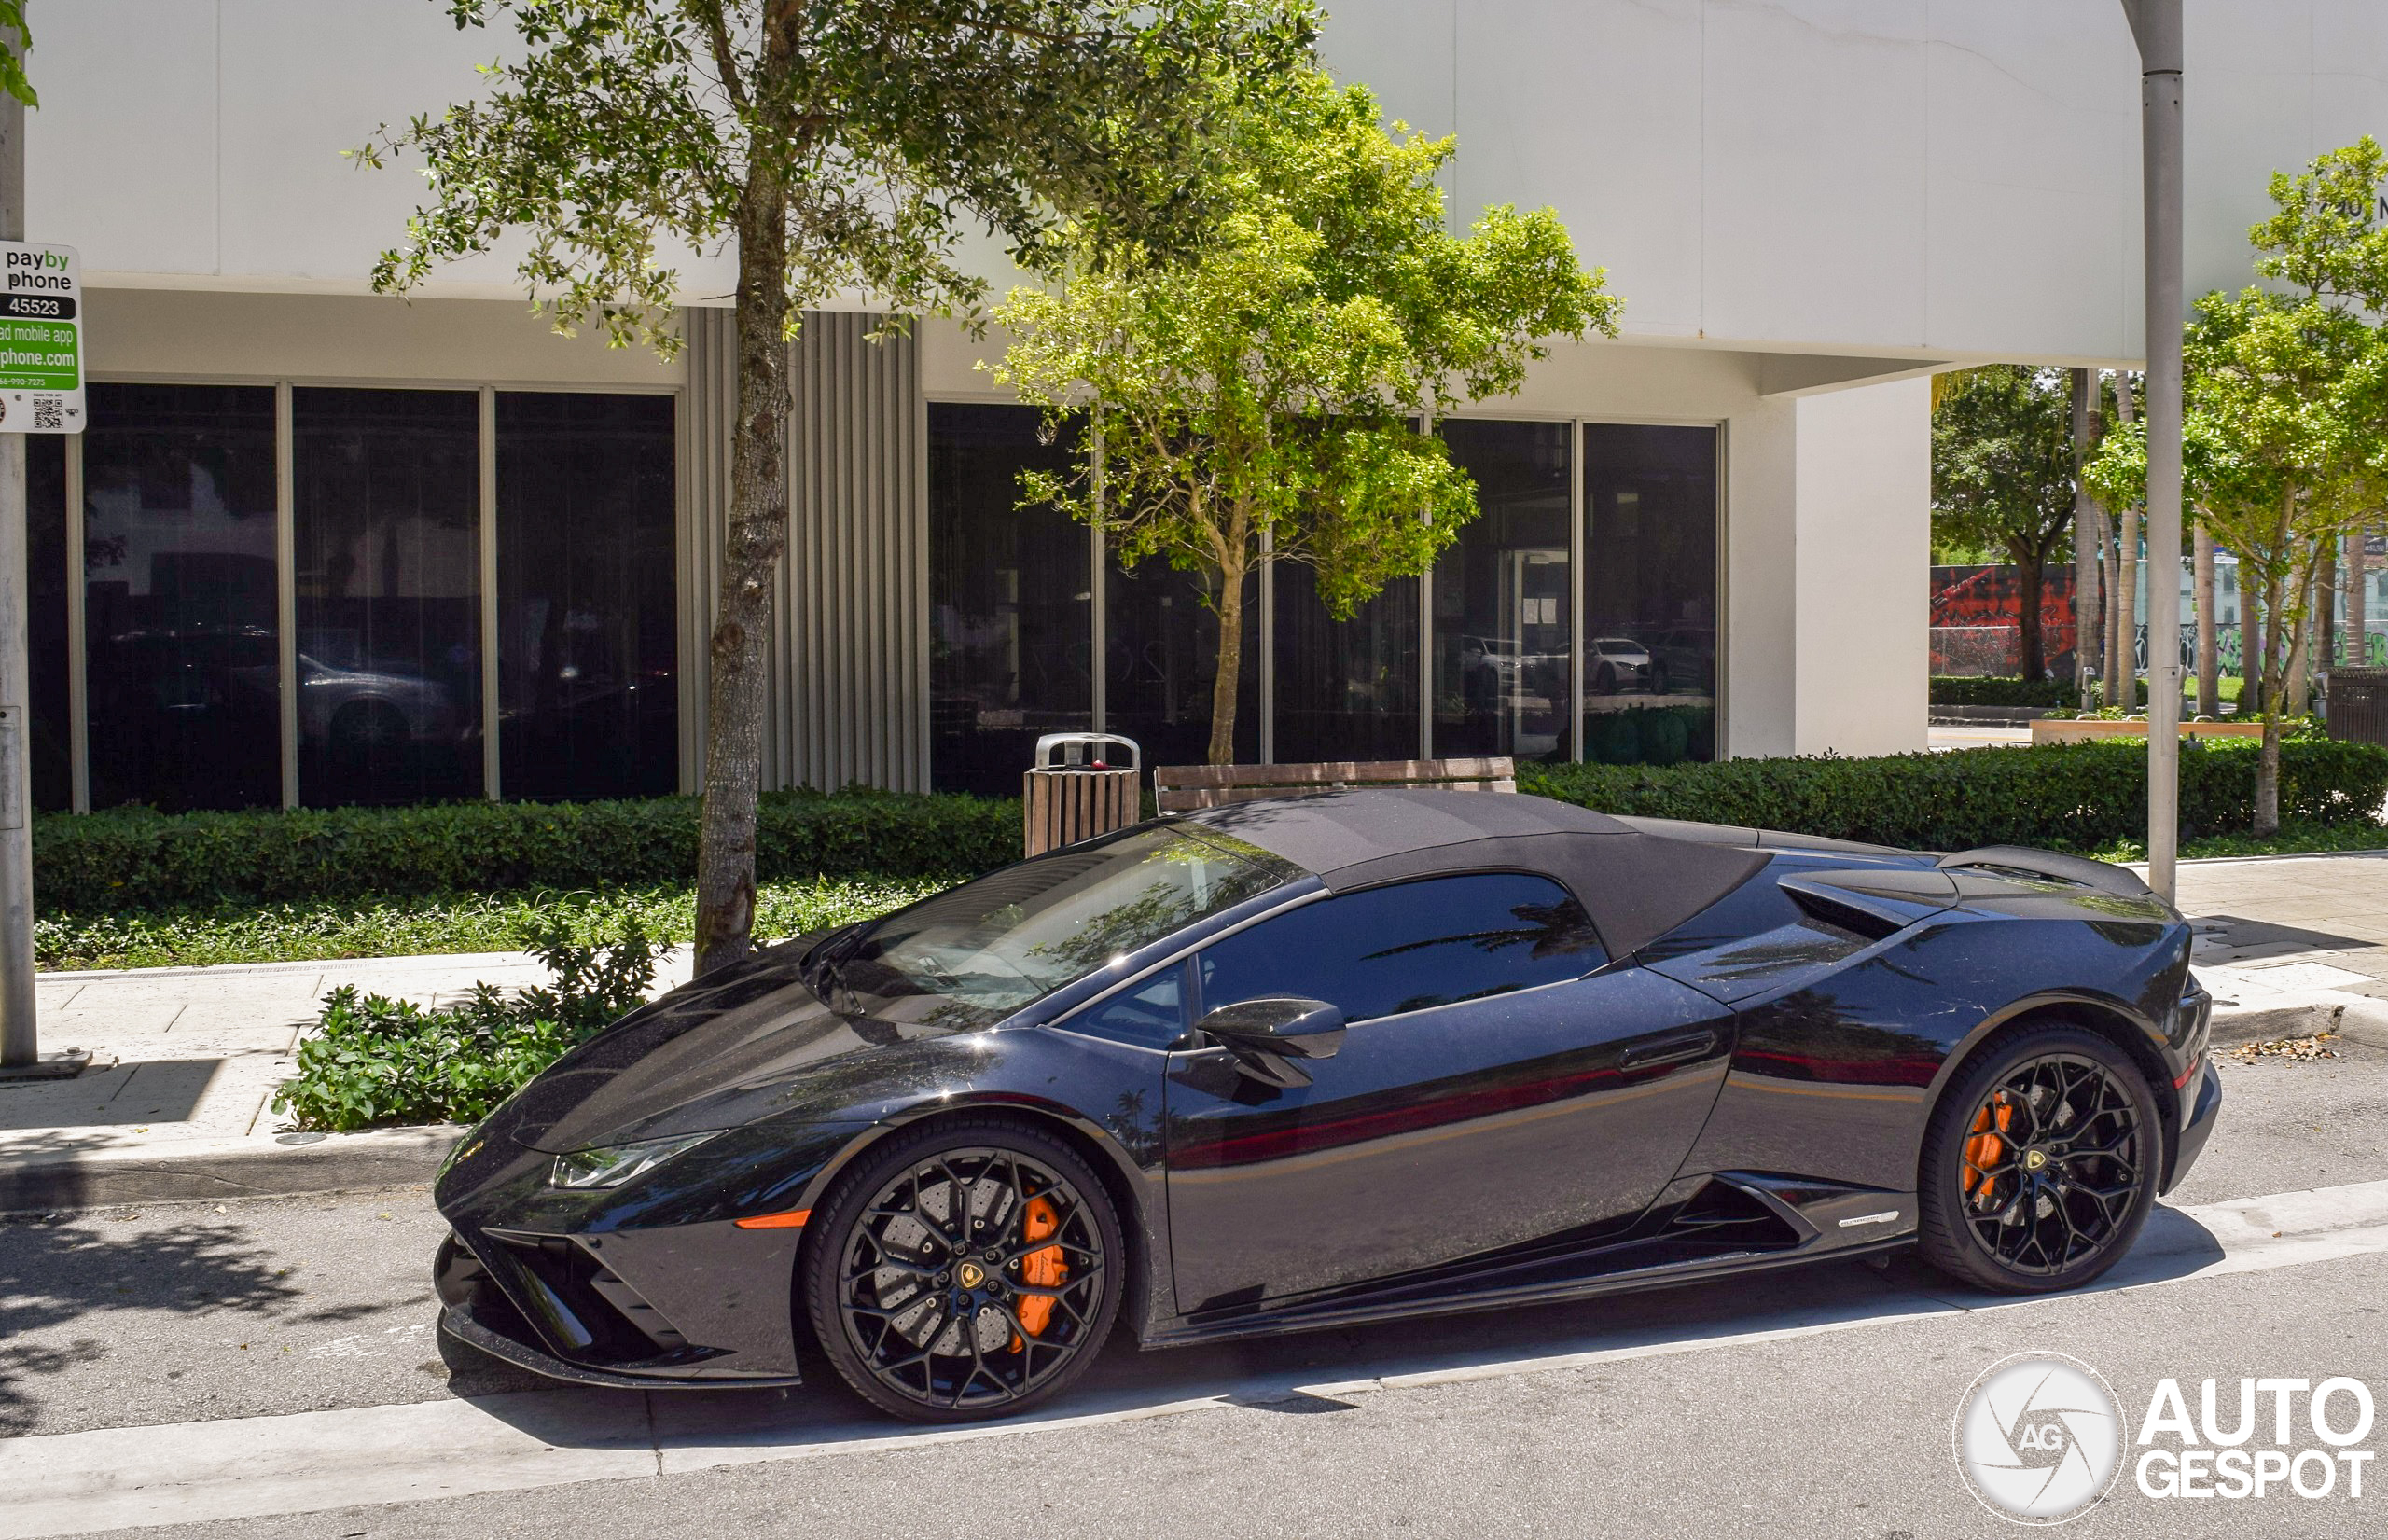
[957,1261,986,1289]
[2023,1148,2048,1172]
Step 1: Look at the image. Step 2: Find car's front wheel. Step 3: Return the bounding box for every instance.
[1916,1022,2161,1294]
[802,1116,1124,1422]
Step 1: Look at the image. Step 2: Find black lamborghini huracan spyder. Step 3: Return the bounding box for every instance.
[433,789,2220,1422]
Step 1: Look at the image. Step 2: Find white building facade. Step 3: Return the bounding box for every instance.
[21,1,2387,811]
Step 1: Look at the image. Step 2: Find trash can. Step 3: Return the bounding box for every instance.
[2327,668,2388,746]
[1023,733,1142,857]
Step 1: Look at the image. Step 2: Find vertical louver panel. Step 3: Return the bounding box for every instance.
[681,308,926,794]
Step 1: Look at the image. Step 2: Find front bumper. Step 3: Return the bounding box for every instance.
[2162,1055,2223,1195]
[435,1222,807,1389]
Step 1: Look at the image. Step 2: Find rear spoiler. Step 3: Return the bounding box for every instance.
[1936,846,2153,899]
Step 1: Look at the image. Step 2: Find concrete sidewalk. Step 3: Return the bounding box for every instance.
[2,853,2382,1203]
[7,948,697,1161]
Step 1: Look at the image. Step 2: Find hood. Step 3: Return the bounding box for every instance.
[488,941,944,1155]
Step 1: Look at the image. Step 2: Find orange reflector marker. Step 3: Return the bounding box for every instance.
[732,1208,811,1230]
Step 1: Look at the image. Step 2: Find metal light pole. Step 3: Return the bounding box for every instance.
[2125,0,2184,902]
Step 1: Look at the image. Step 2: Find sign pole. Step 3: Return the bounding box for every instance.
[2125,0,2185,903]
[0,24,80,1078]
[0,61,33,1069]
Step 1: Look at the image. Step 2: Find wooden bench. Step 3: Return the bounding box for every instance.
[1151,756,1517,812]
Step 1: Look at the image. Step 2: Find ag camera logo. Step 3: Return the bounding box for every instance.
[1953,1353,2125,1525]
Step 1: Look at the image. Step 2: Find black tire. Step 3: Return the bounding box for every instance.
[1917,1021,2161,1294]
[802,1116,1126,1423]
[1594,664,1617,696]
[1650,662,1672,697]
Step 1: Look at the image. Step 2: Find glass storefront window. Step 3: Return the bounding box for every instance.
[1581,423,1718,765]
[27,436,69,812]
[82,384,280,811]
[1434,421,1572,763]
[294,388,481,806]
[1106,561,1259,770]
[1274,566,1421,765]
[927,404,1091,796]
[496,392,679,800]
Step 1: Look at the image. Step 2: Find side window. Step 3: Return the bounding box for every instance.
[1062,962,1188,1048]
[1198,874,1605,1025]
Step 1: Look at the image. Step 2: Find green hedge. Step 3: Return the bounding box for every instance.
[1928,676,2077,708]
[1520,737,2388,853]
[36,791,1022,914]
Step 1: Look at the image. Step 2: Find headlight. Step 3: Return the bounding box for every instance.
[548,1131,720,1190]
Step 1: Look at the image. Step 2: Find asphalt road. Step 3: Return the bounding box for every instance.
[7,1042,2388,1539]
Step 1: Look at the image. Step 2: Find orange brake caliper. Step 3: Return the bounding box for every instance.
[1962,1096,2014,1207]
[1009,1195,1067,1350]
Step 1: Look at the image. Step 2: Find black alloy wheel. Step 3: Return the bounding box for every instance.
[803,1117,1124,1423]
[1917,1022,2161,1294]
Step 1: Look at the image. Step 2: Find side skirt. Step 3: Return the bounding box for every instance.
[1142,1173,1918,1352]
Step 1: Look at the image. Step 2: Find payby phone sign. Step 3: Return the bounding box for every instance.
[0,243,82,433]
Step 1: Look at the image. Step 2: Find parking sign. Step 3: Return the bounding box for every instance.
[0,242,81,434]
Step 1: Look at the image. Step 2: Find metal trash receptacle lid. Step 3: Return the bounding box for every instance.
[1023,734,1143,856]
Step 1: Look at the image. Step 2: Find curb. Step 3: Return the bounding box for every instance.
[0,1124,465,1214]
[2209,992,2388,1050]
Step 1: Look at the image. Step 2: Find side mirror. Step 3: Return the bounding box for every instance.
[1195,996,1345,1087]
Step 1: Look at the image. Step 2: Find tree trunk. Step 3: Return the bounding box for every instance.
[2244,580,2264,716]
[2114,374,2138,710]
[2320,537,2339,670]
[2070,368,2097,706]
[2353,525,2373,668]
[2016,553,2047,682]
[2193,519,2217,716]
[2256,715,2282,837]
[2101,504,2122,703]
[2288,561,2316,718]
[693,182,793,978]
[1206,554,1248,766]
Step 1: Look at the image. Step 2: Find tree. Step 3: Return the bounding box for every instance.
[361,0,1312,974]
[2090,288,2386,833]
[993,69,1616,763]
[1930,367,2077,682]
[0,3,34,107]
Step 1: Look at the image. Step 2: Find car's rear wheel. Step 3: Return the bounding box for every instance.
[802,1117,1124,1423]
[1917,1022,2160,1294]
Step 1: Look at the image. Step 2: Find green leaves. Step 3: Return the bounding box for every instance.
[1932,365,2077,567]
[271,918,672,1131]
[34,791,1022,915]
[1522,738,2388,855]
[0,1,33,109]
[363,1,1317,351]
[996,66,1616,756]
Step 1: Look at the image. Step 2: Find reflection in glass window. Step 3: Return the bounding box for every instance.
[27,436,68,811]
[496,392,678,800]
[927,404,1090,795]
[1198,873,1606,1023]
[1065,961,1189,1049]
[1106,559,1258,770]
[1435,421,1571,762]
[1582,424,1717,766]
[834,825,1298,1031]
[1274,565,1421,764]
[82,384,280,811]
[294,389,481,806]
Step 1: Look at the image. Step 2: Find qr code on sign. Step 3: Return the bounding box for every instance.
[31,400,61,430]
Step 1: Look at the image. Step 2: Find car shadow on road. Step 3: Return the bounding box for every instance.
[0,1209,383,1435]
[452,1204,2234,1461]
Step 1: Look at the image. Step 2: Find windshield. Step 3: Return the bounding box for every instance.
[826,825,1301,1031]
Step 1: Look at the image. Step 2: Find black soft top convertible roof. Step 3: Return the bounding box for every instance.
[1181,788,1771,959]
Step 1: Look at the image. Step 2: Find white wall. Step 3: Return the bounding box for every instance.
[83,289,685,388]
[1790,378,1933,756]
[32,2,2385,365]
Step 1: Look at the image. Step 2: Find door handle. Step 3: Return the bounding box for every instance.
[1618,1029,1717,1070]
